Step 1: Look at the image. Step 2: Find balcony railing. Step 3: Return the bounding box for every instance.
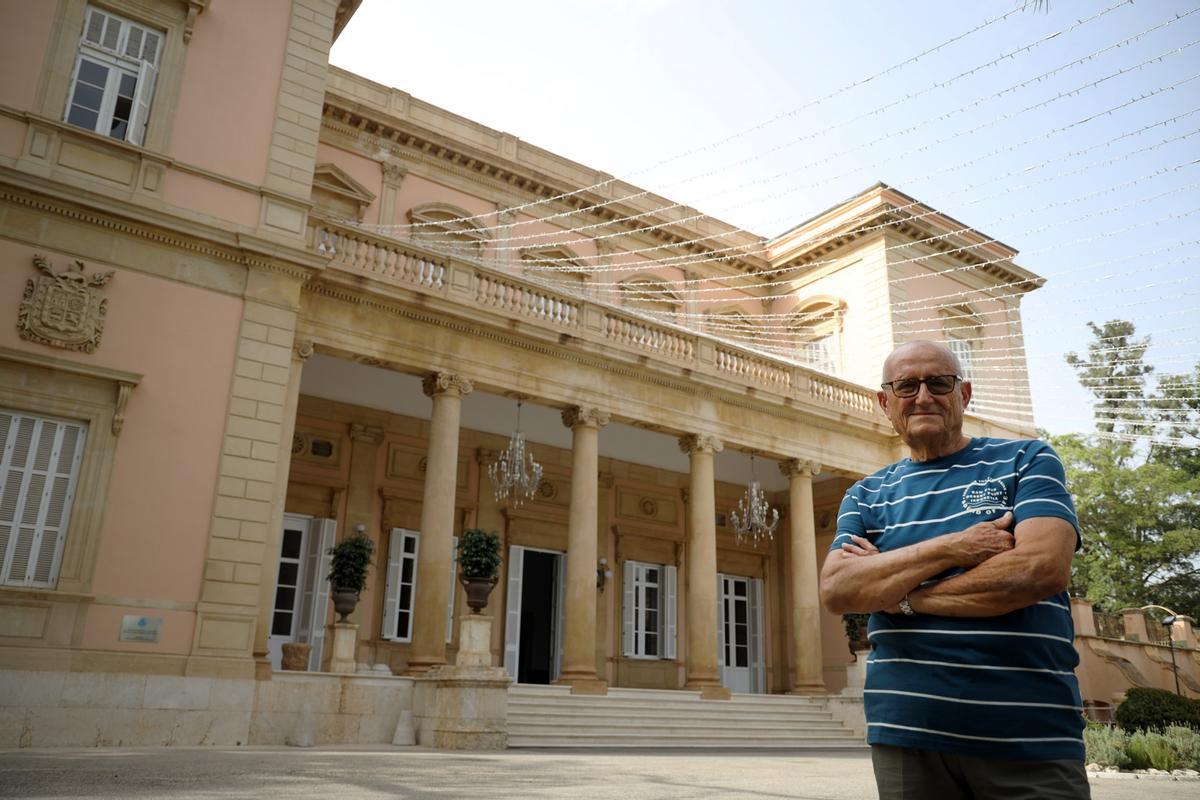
[308,220,881,422]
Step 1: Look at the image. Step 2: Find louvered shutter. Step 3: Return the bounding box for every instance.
[307,519,336,671]
[621,560,636,657]
[749,577,764,694]
[446,535,457,643]
[716,574,726,682]
[126,58,156,146]
[552,552,566,680]
[502,545,524,679]
[664,565,677,660]
[0,411,86,588]
[381,528,405,640]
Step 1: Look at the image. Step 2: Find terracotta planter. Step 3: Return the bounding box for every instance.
[332,588,359,622]
[459,575,498,614]
[280,641,312,671]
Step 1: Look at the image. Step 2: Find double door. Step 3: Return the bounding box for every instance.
[266,514,336,671]
[718,573,765,694]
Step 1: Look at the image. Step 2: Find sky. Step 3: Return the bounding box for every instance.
[330,0,1200,441]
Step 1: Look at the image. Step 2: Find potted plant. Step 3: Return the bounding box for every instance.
[328,530,375,622]
[843,612,870,657]
[457,529,502,613]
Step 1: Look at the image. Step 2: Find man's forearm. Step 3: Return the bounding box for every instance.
[820,538,960,614]
[910,546,1064,617]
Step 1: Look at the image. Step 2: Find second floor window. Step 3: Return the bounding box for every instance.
[65,6,163,146]
[947,335,976,384]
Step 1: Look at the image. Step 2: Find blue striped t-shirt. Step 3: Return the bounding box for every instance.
[832,437,1084,761]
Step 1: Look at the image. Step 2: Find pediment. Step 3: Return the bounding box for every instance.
[312,163,376,205]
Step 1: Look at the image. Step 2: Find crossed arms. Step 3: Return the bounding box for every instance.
[819,511,1077,617]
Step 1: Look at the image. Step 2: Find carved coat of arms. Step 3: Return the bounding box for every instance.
[18,255,114,353]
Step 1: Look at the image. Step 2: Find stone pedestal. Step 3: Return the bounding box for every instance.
[842,648,870,697]
[411,615,511,749]
[328,622,358,674]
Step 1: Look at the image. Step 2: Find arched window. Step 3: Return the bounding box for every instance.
[940,304,983,383]
[618,276,682,319]
[789,296,845,375]
[520,245,591,292]
[407,203,489,259]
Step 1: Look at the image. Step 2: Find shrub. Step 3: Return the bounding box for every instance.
[1164,725,1200,771]
[1084,723,1130,769]
[1115,687,1200,731]
[1127,731,1178,771]
[457,529,501,580]
[328,532,374,593]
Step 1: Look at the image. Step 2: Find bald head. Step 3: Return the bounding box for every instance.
[882,340,963,383]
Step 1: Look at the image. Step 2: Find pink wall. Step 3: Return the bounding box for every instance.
[169,0,290,186]
[0,242,241,652]
[161,169,261,228]
[0,1,55,111]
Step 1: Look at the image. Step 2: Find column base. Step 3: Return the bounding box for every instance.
[405,657,447,676]
[253,654,274,681]
[789,682,827,695]
[696,685,731,700]
[557,675,608,695]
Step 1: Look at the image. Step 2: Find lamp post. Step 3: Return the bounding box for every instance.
[1133,604,1183,697]
[1162,614,1181,697]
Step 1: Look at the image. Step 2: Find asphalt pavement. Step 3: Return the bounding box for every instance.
[1,746,1196,799]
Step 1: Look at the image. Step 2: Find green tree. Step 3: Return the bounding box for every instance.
[1054,320,1200,618]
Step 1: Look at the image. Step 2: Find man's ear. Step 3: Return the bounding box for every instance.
[877,390,890,415]
[960,380,973,409]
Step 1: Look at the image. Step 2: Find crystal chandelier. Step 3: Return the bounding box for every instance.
[731,456,779,546]
[488,399,543,508]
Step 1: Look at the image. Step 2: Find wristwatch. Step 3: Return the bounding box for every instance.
[898,594,916,616]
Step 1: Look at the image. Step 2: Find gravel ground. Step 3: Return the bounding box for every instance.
[1,746,1197,799]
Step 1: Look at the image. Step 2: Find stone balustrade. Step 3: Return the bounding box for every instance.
[309,220,881,422]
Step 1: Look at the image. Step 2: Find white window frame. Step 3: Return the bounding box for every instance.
[622,560,677,660]
[0,409,87,589]
[64,5,163,146]
[381,528,457,645]
[947,335,976,384]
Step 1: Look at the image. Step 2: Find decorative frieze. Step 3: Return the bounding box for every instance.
[18,255,113,354]
[779,458,822,479]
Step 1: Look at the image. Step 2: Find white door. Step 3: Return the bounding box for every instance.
[267,514,311,669]
[719,574,764,694]
[267,515,336,671]
[503,545,565,683]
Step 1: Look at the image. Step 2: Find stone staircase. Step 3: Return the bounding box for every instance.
[507,684,866,749]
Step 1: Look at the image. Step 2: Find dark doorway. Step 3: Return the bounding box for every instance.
[517,550,557,684]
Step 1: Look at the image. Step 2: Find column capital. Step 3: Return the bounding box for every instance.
[780,458,821,479]
[349,423,385,444]
[678,434,723,455]
[422,371,473,399]
[380,161,407,185]
[562,406,610,430]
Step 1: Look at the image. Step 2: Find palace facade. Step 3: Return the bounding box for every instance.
[9,0,1177,749]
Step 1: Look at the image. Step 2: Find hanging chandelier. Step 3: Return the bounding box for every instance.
[731,456,779,546]
[488,399,543,508]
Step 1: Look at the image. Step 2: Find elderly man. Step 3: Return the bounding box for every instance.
[820,341,1088,800]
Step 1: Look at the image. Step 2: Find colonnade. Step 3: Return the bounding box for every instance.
[391,370,826,694]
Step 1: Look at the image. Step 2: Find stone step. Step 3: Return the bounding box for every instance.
[508,732,866,749]
[507,708,839,724]
[508,716,850,731]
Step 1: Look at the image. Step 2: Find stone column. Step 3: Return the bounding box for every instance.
[558,406,610,694]
[679,433,726,699]
[781,458,825,694]
[407,371,473,674]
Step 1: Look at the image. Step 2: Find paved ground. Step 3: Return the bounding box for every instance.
[0,746,1196,799]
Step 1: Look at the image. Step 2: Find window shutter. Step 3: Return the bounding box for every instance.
[552,552,566,680]
[0,412,86,588]
[446,535,457,644]
[621,560,636,657]
[307,519,336,671]
[664,565,677,660]
[502,545,525,680]
[126,58,156,146]
[716,574,726,679]
[381,528,405,640]
[749,578,764,694]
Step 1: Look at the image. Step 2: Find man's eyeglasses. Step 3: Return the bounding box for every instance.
[880,375,961,398]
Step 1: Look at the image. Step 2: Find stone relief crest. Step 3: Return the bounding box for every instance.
[18,255,113,353]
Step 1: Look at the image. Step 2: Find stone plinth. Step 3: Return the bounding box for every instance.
[842,648,870,697]
[411,615,511,750]
[327,623,358,674]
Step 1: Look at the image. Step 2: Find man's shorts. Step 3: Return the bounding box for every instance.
[871,744,1091,800]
